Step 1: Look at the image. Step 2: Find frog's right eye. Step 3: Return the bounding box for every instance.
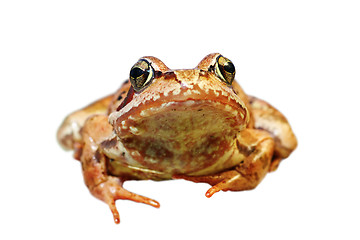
[129,59,155,92]
[214,55,235,85]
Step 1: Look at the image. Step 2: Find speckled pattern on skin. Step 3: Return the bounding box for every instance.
[57,53,297,224]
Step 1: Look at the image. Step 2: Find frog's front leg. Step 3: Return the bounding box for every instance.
[80,115,160,224]
[175,129,275,198]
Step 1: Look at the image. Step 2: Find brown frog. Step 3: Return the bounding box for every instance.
[57,53,297,224]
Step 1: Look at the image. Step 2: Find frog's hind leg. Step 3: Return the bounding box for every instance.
[80,115,159,224]
[175,129,275,198]
[57,80,131,153]
[248,96,297,171]
[57,94,114,152]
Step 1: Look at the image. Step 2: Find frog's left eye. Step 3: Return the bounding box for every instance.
[214,55,236,85]
[129,59,155,91]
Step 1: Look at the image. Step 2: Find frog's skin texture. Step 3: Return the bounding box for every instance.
[57,53,297,224]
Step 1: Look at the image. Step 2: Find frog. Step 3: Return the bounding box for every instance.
[57,53,297,224]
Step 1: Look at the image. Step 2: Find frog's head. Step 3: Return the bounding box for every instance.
[108,53,249,172]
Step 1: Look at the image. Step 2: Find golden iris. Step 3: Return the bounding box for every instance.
[129,59,154,91]
[215,55,235,85]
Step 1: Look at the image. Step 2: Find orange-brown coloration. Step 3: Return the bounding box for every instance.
[57,53,297,224]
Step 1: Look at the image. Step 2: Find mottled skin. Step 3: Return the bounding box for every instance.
[57,53,297,224]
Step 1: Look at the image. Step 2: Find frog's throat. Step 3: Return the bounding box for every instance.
[106,99,247,177]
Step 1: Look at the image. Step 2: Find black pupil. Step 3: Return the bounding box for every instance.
[223,61,235,74]
[130,67,146,79]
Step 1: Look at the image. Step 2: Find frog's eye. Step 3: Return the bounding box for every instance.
[214,55,235,85]
[129,59,155,91]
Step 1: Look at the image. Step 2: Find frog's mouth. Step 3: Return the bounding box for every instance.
[110,91,248,142]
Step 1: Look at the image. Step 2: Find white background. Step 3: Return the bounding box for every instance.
[1,0,359,239]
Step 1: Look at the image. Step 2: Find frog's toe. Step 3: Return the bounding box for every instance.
[173,171,241,197]
[113,186,160,209]
[205,173,241,198]
[107,199,120,224]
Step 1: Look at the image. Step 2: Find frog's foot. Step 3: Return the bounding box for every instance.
[174,170,252,198]
[91,176,160,224]
[174,132,275,198]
